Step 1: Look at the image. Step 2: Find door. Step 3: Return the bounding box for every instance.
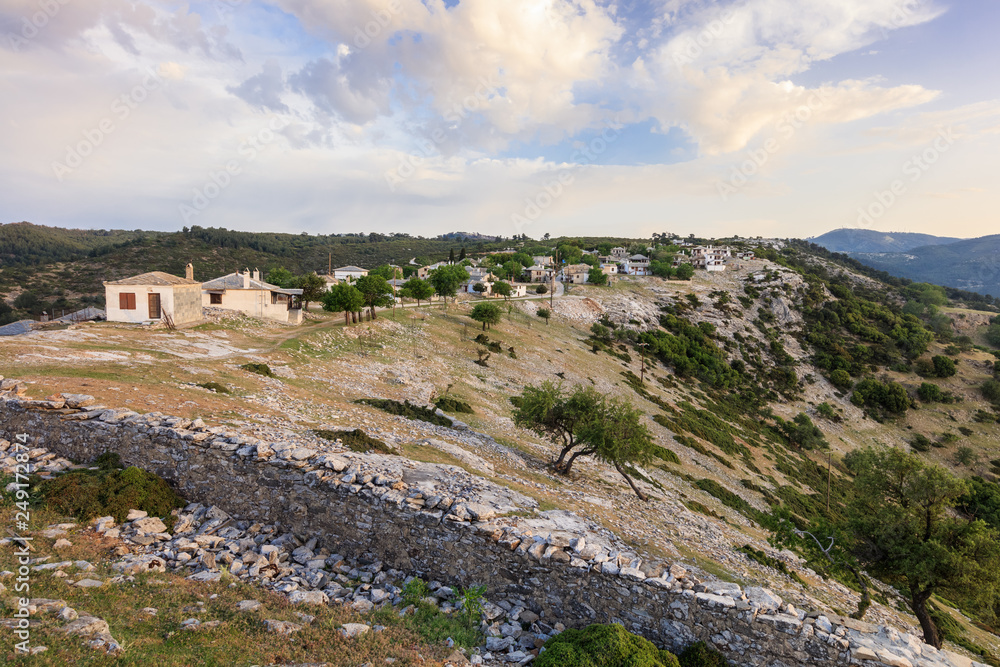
[148,293,161,319]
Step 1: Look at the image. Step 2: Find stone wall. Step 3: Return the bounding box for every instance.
[0,393,961,667]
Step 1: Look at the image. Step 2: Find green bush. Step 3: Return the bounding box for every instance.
[537,624,680,667]
[983,379,1000,404]
[38,464,184,526]
[313,428,393,454]
[354,397,453,427]
[829,369,853,390]
[240,362,275,377]
[910,434,932,452]
[196,381,231,394]
[434,395,475,414]
[917,382,944,403]
[678,641,730,667]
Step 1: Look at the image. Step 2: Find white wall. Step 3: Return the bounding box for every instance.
[202,289,297,323]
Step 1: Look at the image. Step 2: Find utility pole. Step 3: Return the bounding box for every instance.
[328,252,332,277]
[550,248,558,310]
[827,450,832,513]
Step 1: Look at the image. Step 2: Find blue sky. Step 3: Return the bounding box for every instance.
[1,0,998,240]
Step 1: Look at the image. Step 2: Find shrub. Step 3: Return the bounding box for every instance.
[355,398,453,427]
[917,382,944,403]
[312,428,393,454]
[434,395,474,414]
[910,434,932,452]
[932,355,957,378]
[956,446,979,466]
[240,362,275,377]
[535,284,548,295]
[196,381,231,394]
[829,369,853,390]
[38,464,184,526]
[679,641,730,667]
[537,624,680,667]
[983,379,1000,404]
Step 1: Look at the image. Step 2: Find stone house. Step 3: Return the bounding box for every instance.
[202,270,303,324]
[103,266,203,326]
[532,255,554,266]
[527,265,555,283]
[561,264,591,284]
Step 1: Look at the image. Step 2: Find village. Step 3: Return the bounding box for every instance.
[90,240,767,329]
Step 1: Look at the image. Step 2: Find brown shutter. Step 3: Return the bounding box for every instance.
[120,293,128,309]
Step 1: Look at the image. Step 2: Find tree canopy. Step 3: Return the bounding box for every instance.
[399,276,434,306]
[321,282,365,325]
[470,302,502,331]
[354,275,395,320]
[296,272,327,310]
[429,264,467,304]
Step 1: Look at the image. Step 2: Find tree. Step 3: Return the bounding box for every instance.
[845,447,1000,648]
[470,302,502,331]
[829,369,853,390]
[932,355,957,378]
[459,247,466,261]
[355,275,394,320]
[296,272,327,311]
[322,283,365,325]
[588,267,608,286]
[473,282,487,295]
[13,291,39,312]
[265,267,296,288]
[778,412,827,450]
[536,307,551,324]
[674,263,694,280]
[429,265,467,305]
[400,277,434,307]
[576,396,657,501]
[492,281,512,301]
[449,248,456,264]
[512,382,602,473]
[987,324,1000,349]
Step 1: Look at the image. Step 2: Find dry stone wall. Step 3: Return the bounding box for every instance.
[0,383,983,667]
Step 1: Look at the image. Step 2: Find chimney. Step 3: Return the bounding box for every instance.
[185,262,194,281]
[252,268,260,281]
[242,268,250,289]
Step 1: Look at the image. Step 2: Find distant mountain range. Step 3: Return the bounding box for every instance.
[809,228,1000,299]
[808,228,962,253]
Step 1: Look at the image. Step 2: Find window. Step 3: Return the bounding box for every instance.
[119,292,136,310]
[210,293,222,305]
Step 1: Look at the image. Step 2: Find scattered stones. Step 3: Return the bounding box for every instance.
[339,623,371,638]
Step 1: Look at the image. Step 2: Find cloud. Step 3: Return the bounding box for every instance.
[228,59,288,112]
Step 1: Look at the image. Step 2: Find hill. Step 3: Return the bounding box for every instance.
[2,242,1000,663]
[809,228,961,253]
[846,234,1000,299]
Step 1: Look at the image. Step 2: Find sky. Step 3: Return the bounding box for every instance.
[1,0,998,241]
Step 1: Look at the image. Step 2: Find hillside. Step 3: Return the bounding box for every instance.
[846,235,1000,299]
[2,245,1000,665]
[810,228,962,253]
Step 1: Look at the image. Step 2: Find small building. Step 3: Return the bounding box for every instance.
[562,264,591,284]
[418,261,451,279]
[532,255,554,266]
[104,267,202,325]
[526,265,555,283]
[619,255,651,276]
[691,246,732,272]
[333,266,368,282]
[600,263,619,277]
[318,274,339,290]
[202,269,303,324]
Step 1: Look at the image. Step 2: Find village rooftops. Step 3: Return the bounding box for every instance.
[202,272,299,294]
[103,271,200,286]
[333,266,367,273]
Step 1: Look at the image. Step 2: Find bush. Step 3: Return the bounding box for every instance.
[537,624,680,667]
[535,284,548,295]
[932,355,957,378]
[983,379,1000,404]
[678,641,730,667]
[196,381,231,394]
[312,428,393,454]
[910,434,932,452]
[434,395,474,414]
[38,464,184,526]
[829,369,853,390]
[917,382,944,403]
[355,398,453,427]
[240,362,275,377]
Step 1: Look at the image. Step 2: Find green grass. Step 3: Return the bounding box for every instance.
[354,398,453,427]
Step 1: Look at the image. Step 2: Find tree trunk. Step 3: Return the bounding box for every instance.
[553,440,577,471]
[482,321,486,331]
[343,311,350,326]
[912,589,941,649]
[563,448,595,475]
[846,565,871,620]
[614,462,648,501]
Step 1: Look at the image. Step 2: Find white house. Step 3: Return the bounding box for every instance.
[600,263,619,277]
[202,269,303,324]
[333,266,368,282]
[620,254,651,276]
[690,246,732,272]
[104,266,203,326]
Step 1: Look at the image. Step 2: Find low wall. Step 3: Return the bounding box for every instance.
[0,394,866,666]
